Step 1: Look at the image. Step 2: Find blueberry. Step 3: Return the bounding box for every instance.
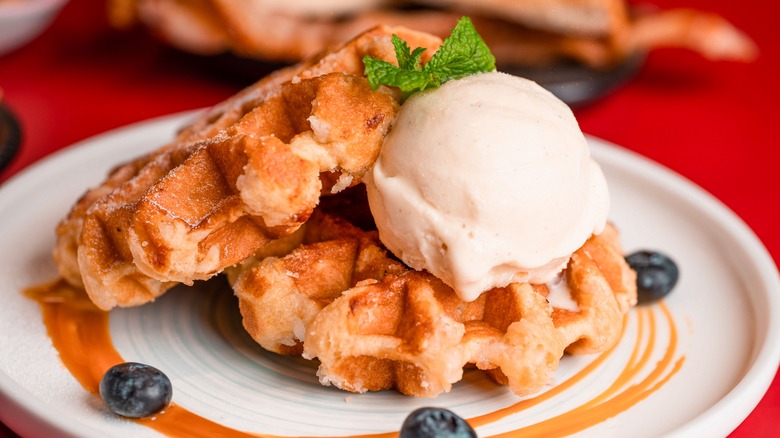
[400,407,477,438]
[625,250,679,303]
[99,362,173,418]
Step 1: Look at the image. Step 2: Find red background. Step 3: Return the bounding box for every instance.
[0,0,777,436]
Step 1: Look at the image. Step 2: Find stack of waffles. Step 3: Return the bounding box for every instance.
[54,25,637,397]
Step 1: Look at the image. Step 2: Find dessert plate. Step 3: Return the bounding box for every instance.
[0,112,778,437]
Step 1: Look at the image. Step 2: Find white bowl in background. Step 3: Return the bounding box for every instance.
[0,0,69,56]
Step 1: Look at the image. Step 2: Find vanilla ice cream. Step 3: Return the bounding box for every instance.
[363,71,609,302]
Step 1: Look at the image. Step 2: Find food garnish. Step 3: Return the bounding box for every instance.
[400,407,477,438]
[363,16,495,99]
[626,250,680,303]
[99,362,173,418]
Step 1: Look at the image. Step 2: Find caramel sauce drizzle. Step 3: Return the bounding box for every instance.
[25,280,263,438]
[24,280,683,437]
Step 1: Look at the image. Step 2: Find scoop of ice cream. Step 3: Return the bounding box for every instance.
[363,71,609,302]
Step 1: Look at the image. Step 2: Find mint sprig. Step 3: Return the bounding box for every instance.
[363,17,496,99]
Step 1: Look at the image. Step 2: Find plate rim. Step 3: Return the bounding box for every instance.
[0,111,778,437]
[590,136,780,437]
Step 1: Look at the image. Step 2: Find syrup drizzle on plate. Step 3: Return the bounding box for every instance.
[24,279,683,437]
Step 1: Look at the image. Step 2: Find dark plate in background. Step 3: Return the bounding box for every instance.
[506,53,645,107]
[0,104,22,173]
[188,50,646,108]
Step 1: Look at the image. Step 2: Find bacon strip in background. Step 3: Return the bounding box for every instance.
[107,0,757,69]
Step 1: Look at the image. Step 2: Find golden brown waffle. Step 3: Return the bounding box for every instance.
[229,206,406,356]
[53,26,443,310]
[108,0,756,69]
[231,195,637,397]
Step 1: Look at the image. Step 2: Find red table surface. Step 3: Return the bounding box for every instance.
[0,0,777,436]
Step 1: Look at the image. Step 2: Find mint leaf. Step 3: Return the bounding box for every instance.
[422,17,495,83]
[363,16,495,99]
[392,35,427,71]
[364,56,434,93]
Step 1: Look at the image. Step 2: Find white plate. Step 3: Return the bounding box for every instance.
[0,112,778,438]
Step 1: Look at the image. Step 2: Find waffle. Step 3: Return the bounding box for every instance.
[108,0,756,69]
[231,193,637,397]
[53,26,443,310]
